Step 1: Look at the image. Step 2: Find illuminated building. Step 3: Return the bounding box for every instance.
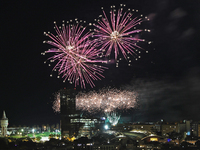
[71,117,105,138]
[0,111,8,137]
[186,120,191,135]
[141,135,161,142]
[178,123,186,133]
[190,121,199,137]
[161,124,178,136]
[178,120,199,137]
[130,124,155,133]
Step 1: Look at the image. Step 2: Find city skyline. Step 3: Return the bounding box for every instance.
[1,0,200,126]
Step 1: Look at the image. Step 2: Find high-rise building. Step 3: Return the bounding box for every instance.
[1,111,8,137]
[59,88,82,138]
[191,121,199,137]
[186,120,191,135]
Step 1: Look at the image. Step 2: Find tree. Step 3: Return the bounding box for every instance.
[0,138,9,149]
[36,136,42,142]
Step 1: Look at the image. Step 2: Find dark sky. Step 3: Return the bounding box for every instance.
[1,0,200,126]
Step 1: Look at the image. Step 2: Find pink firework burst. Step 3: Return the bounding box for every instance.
[93,4,146,60]
[76,88,138,114]
[43,22,107,88]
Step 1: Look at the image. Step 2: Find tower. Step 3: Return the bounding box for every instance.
[1,111,8,137]
[59,88,81,138]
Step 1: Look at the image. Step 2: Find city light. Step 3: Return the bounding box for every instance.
[104,125,109,130]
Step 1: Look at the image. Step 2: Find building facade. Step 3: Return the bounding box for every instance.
[161,124,178,136]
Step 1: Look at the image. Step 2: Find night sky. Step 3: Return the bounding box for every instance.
[1,0,200,126]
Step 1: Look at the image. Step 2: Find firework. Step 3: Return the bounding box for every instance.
[93,4,147,60]
[76,88,137,125]
[43,22,107,88]
[52,92,60,113]
[76,88,138,113]
[53,88,137,125]
[106,112,121,126]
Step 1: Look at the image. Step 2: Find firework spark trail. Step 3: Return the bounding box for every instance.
[93,5,146,60]
[52,92,60,113]
[105,112,121,126]
[76,88,138,113]
[43,22,107,88]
